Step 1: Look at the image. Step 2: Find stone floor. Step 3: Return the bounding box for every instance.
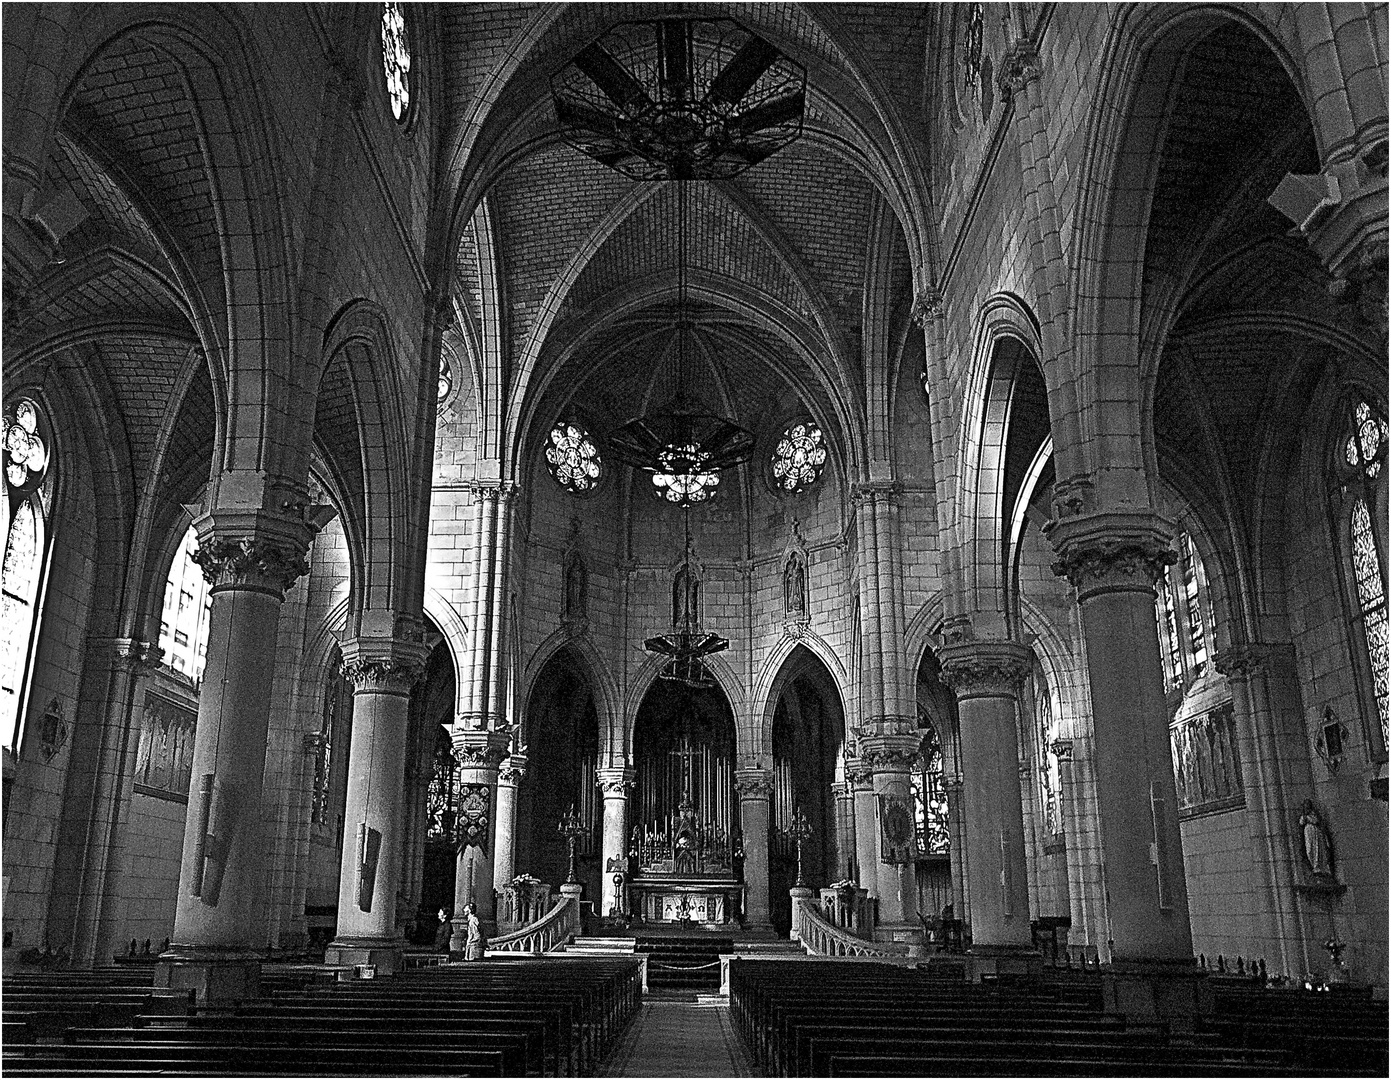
[603,997,754,1077]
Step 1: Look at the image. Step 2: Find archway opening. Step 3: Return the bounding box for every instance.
[769,646,845,937]
[414,636,456,938]
[914,648,958,923]
[517,648,601,898]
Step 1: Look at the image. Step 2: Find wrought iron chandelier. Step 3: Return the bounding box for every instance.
[552,17,806,182]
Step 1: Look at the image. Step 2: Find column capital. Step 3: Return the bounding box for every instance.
[734,767,774,800]
[938,640,1034,699]
[90,637,164,674]
[1050,738,1074,762]
[451,729,510,771]
[850,480,904,508]
[339,637,431,696]
[1044,510,1176,598]
[1214,642,1296,679]
[468,479,519,503]
[844,758,873,788]
[910,289,945,327]
[997,38,1041,101]
[190,507,319,598]
[498,753,529,786]
[596,767,635,795]
[858,736,920,775]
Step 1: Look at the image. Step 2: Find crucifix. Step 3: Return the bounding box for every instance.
[669,734,699,802]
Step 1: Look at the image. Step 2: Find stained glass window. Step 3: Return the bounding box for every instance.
[911,724,950,855]
[1332,395,1389,752]
[437,354,452,408]
[1155,570,1183,692]
[771,421,827,494]
[1153,528,1215,693]
[426,727,457,841]
[381,2,411,122]
[545,421,602,494]
[1,398,52,754]
[157,526,213,683]
[1034,667,1062,836]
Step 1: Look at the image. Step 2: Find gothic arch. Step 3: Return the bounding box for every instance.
[624,651,747,765]
[752,633,851,760]
[520,630,620,765]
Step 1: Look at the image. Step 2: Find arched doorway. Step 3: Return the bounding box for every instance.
[628,673,740,926]
[769,647,845,937]
[517,649,601,899]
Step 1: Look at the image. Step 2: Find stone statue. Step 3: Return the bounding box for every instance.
[784,551,807,615]
[563,551,587,619]
[1299,800,1334,879]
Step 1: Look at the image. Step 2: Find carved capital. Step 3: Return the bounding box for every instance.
[849,480,904,509]
[859,742,919,775]
[341,658,425,695]
[596,767,635,796]
[97,638,163,674]
[998,39,1041,100]
[498,759,528,786]
[1050,738,1074,762]
[451,729,511,773]
[1045,511,1176,599]
[192,536,310,597]
[938,641,1033,700]
[844,759,873,787]
[469,480,518,504]
[910,289,945,328]
[734,768,775,800]
[1214,643,1294,680]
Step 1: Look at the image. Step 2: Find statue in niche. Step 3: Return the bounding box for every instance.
[673,564,699,628]
[1299,800,1334,879]
[563,550,587,620]
[783,551,808,616]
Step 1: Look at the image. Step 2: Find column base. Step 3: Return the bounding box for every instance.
[323,937,406,977]
[1100,958,1212,1034]
[963,943,1043,982]
[155,948,262,1004]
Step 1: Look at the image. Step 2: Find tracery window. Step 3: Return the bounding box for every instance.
[545,421,602,494]
[1330,395,1389,752]
[771,421,827,494]
[158,526,213,683]
[1154,529,1216,694]
[437,354,452,408]
[381,2,412,122]
[1,398,53,753]
[425,725,458,841]
[1032,664,1062,836]
[911,723,950,856]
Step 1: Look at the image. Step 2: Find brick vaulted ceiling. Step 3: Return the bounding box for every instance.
[448,5,922,461]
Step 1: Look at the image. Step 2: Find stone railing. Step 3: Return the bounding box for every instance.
[791,891,905,958]
[487,892,580,954]
[497,875,552,931]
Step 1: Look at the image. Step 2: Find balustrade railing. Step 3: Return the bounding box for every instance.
[488,893,580,954]
[791,893,906,958]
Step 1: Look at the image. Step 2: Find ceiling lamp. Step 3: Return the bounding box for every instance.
[552,17,806,182]
[644,533,728,690]
[604,181,754,508]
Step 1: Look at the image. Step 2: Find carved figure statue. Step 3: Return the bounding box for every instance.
[564,551,587,619]
[784,551,807,615]
[673,565,699,628]
[1299,800,1333,878]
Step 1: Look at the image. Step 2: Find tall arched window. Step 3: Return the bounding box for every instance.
[158,526,213,683]
[1330,395,1389,754]
[1,398,54,753]
[1154,529,1217,695]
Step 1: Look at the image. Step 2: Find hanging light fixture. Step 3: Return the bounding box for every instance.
[605,179,755,508]
[644,517,728,690]
[552,18,806,182]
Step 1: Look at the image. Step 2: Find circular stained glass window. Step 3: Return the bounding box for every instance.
[771,421,827,494]
[437,354,453,409]
[546,422,602,494]
[4,399,50,497]
[381,2,412,122]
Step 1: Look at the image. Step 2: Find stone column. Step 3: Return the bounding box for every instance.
[829,780,855,881]
[735,768,774,933]
[1215,644,1318,979]
[50,638,162,966]
[493,753,528,892]
[846,758,878,899]
[324,634,429,976]
[859,728,921,931]
[159,509,315,1002]
[596,767,634,919]
[943,776,969,920]
[451,729,510,941]
[938,641,1035,952]
[1047,512,1195,965]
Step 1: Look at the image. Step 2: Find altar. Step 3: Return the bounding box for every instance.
[626,784,744,927]
[628,877,744,926]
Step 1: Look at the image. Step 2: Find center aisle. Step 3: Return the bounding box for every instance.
[602,999,754,1077]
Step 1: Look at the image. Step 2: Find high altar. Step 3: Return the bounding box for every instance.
[626,792,744,926]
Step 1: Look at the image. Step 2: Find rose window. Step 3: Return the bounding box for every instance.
[771,421,827,493]
[4,400,49,496]
[381,2,412,122]
[545,422,602,493]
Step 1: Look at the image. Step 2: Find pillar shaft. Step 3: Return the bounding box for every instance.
[329,638,427,957]
[164,514,313,979]
[735,769,773,931]
[1049,513,1194,964]
[597,768,633,919]
[452,730,510,939]
[940,641,1034,949]
[859,732,921,927]
[493,754,528,891]
[847,761,878,899]
[830,781,855,882]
